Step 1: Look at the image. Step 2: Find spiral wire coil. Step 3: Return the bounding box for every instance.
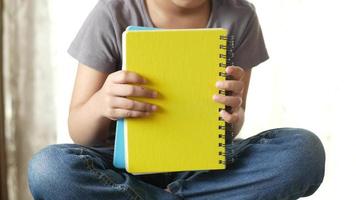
[218,34,236,165]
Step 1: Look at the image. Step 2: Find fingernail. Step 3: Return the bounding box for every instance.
[213,95,218,100]
[238,97,243,106]
[151,105,157,111]
[216,81,223,88]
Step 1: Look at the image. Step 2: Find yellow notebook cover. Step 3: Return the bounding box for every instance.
[123,28,227,173]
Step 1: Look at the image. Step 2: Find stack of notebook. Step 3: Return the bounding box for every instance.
[113,26,234,173]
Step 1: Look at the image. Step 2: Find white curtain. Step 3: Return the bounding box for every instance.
[3,0,56,199]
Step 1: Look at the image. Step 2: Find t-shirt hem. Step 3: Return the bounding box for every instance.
[235,54,269,69]
[68,47,119,74]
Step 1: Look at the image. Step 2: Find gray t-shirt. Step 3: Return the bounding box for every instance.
[68,0,269,73]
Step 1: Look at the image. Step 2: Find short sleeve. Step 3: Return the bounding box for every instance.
[68,1,120,73]
[234,7,269,69]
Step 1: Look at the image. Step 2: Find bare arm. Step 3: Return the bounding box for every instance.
[68,64,158,146]
[68,64,111,145]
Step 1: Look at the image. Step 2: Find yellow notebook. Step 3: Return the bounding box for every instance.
[118,27,231,173]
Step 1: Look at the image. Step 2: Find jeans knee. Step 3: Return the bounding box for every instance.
[28,144,74,197]
[293,129,325,172]
[279,128,326,194]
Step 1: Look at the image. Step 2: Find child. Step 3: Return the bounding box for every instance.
[28,0,325,199]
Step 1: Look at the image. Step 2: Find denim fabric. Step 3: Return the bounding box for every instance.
[28,128,325,200]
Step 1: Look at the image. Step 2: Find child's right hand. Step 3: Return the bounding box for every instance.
[97,70,158,120]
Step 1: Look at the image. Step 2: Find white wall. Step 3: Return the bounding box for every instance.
[52,0,356,199]
[50,0,98,143]
[242,0,356,199]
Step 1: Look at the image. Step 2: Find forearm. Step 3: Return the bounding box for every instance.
[232,107,245,139]
[68,91,112,146]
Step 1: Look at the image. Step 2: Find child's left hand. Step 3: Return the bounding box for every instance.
[213,66,245,125]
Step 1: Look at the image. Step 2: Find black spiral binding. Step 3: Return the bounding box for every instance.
[218,34,235,166]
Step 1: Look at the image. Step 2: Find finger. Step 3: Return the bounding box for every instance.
[109,71,147,84]
[110,97,158,112]
[113,109,151,119]
[216,80,244,95]
[110,84,158,98]
[226,66,244,80]
[213,94,242,108]
[220,110,239,124]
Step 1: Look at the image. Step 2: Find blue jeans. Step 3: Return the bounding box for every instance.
[28,128,325,200]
